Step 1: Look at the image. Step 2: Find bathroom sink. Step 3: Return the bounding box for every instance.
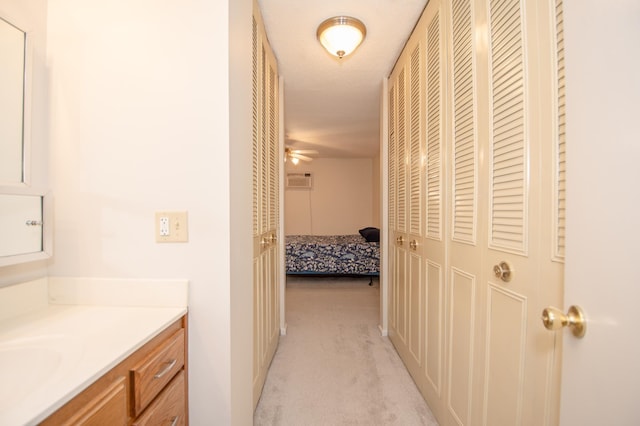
[0,335,83,412]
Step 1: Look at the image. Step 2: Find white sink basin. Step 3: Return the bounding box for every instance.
[0,335,83,412]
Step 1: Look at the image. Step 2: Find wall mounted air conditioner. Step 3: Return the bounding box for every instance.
[286,172,313,189]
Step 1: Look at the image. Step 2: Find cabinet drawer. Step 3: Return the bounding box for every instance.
[132,370,186,426]
[62,376,127,426]
[131,328,185,416]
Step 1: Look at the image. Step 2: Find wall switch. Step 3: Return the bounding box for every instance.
[155,211,189,243]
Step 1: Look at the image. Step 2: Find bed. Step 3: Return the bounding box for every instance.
[285,230,380,281]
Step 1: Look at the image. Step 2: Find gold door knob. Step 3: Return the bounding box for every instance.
[541,305,587,338]
[409,240,418,250]
[493,261,512,282]
[269,234,277,243]
[396,236,404,245]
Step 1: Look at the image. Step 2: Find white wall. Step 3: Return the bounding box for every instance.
[285,158,375,235]
[46,0,252,424]
[0,0,50,287]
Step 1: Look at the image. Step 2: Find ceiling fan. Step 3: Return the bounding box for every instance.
[285,147,318,165]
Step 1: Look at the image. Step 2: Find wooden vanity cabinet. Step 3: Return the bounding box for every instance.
[60,376,128,425]
[132,371,186,426]
[40,315,188,426]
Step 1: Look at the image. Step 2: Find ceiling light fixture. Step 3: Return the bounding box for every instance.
[317,16,366,59]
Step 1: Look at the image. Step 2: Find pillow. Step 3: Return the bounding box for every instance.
[359,227,380,242]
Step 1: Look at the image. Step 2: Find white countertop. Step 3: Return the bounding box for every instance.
[0,277,188,426]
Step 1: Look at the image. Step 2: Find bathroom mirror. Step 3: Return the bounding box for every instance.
[0,192,51,267]
[0,16,29,185]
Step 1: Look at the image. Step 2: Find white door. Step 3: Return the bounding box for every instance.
[560,1,640,424]
[447,0,565,423]
[252,0,280,407]
[387,0,567,424]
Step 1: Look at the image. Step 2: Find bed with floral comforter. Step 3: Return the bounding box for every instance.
[285,234,380,276]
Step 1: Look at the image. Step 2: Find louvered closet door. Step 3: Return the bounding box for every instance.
[388,17,423,396]
[442,0,485,424]
[445,0,565,424]
[387,1,447,419]
[389,63,408,347]
[252,0,280,409]
[419,2,448,422]
[387,0,565,424]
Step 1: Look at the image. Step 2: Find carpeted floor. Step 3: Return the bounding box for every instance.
[254,276,438,425]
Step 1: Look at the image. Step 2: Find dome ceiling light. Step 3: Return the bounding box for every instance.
[317,16,367,59]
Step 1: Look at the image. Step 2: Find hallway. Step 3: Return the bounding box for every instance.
[254,277,438,425]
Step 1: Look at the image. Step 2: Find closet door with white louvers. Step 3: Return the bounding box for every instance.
[388,0,447,420]
[388,17,420,403]
[387,0,566,424]
[388,61,409,364]
[446,0,565,424]
[420,2,448,421]
[252,0,280,408]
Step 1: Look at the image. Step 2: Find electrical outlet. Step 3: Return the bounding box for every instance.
[159,217,170,236]
[155,211,189,243]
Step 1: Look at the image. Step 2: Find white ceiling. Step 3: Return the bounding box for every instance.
[257,0,428,158]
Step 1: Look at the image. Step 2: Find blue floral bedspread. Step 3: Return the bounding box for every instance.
[285,235,380,275]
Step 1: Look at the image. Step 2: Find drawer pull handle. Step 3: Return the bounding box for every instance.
[153,358,177,379]
[170,415,180,426]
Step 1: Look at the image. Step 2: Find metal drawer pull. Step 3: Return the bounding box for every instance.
[25,220,43,226]
[153,358,177,379]
[170,415,180,426]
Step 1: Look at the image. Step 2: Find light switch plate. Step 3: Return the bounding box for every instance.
[155,211,189,243]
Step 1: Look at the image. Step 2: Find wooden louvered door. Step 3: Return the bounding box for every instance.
[388,0,446,420]
[252,0,280,409]
[388,17,419,401]
[387,0,565,424]
[443,1,484,424]
[420,2,448,421]
[445,0,565,424]
[388,63,409,355]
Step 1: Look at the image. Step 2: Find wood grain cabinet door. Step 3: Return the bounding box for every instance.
[61,376,127,426]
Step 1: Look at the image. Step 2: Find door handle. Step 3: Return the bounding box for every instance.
[396,236,404,245]
[493,261,512,282]
[541,305,587,338]
[409,240,418,250]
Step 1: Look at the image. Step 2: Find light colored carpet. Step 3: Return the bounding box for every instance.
[254,276,438,425]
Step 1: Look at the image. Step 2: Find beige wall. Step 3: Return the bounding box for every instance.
[45,0,252,423]
[285,158,376,235]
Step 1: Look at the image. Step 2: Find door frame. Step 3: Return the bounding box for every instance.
[379,77,390,336]
[278,75,287,336]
